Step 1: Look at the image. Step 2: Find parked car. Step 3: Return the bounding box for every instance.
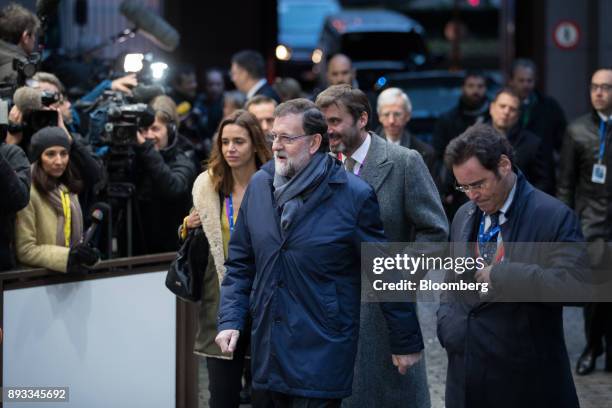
[378,70,502,143]
[276,0,341,86]
[315,9,429,91]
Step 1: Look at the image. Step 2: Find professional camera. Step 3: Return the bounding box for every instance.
[41,90,60,107]
[13,53,41,87]
[104,101,154,146]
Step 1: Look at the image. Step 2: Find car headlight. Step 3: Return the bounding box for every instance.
[311,48,323,64]
[275,44,292,61]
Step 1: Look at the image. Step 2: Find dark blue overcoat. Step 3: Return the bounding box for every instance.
[219,159,423,399]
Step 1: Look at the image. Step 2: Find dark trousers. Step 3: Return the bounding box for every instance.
[269,391,341,408]
[583,302,612,355]
[206,330,273,408]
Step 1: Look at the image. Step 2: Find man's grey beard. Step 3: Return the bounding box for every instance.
[274,151,311,178]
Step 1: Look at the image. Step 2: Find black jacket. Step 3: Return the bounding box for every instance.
[0,143,30,270]
[521,91,567,155]
[253,82,281,104]
[558,111,612,242]
[502,124,553,194]
[376,127,437,175]
[432,98,490,160]
[132,133,197,254]
[438,171,585,408]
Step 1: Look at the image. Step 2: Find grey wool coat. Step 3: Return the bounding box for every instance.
[343,133,449,408]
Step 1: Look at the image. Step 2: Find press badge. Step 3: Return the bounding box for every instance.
[592,163,607,184]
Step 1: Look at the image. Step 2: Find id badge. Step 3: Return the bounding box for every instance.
[592,163,607,184]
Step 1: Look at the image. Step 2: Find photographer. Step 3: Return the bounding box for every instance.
[7,84,104,217]
[0,134,30,271]
[0,3,40,86]
[132,95,197,254]
[15,127,99,273]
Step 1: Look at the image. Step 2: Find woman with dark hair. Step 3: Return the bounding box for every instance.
[15,127,99,273]
[181,110,271,408]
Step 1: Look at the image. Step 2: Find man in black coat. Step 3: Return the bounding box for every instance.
[509,59,567,191]
[437,124,587,408]
[230,50,281,104]
[488,88,552,194]
[0,140,30,270]
[558,68,612,375]
[375,87,436,175]
[433,70,490,220]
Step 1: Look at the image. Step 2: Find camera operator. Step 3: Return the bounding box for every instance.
[132,95,197,254]
[0,132,30,271]
[15,127,100,273]
[0,3,40,86]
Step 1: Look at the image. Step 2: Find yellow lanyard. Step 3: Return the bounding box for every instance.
[60,188,72,247]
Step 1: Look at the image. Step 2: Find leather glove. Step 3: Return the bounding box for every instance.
[67,243,100,273]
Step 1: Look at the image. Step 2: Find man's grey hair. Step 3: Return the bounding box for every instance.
[274,98,328,152]
[376,87,412,114]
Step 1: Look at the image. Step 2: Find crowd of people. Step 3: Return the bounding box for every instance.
[1,3,612,408]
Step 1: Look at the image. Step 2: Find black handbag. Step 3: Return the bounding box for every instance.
[165,228,210,302]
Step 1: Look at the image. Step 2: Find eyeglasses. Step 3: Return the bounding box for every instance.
[379,111,405,120]
[454,180,488,193]
[270,133,311,145]
[590,83,612,92]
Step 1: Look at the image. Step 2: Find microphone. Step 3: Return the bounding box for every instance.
[119,0,180,52]
[13,86,42,116]
[81,207,104,246]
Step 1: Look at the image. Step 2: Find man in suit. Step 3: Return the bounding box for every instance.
[438,123,587,408]
[316,84,449,408]
[230,49,281,103]
[376,87,436,174]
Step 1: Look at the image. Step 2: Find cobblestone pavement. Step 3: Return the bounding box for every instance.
[199,302,611,408]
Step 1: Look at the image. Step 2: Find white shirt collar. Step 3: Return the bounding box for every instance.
[342,133,371,174]
[484,176,517,228]
[597,111,612,123]
[246,79,267,99]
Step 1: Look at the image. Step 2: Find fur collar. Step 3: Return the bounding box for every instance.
[192,170,226,286]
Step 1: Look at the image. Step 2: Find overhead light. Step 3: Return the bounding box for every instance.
[124,53,144,73]
[311,48,323,64]
[275,44,292,61]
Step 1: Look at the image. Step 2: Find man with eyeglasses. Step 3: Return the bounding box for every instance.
[376,87,436,174]
[316,84,448,408]
[558,67,612,376]
[216,99,416,406]
[439,123,586,408]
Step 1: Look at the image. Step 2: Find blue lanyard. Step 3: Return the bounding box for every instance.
[225,194,234,236]
[478,213,501,244]
[598,120,607,163]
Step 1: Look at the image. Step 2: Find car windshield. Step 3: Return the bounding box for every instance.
[278,1,340,48]
[341,32,427,62]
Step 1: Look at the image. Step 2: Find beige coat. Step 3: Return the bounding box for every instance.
[191,170,232,359]
[15,186,71,273]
